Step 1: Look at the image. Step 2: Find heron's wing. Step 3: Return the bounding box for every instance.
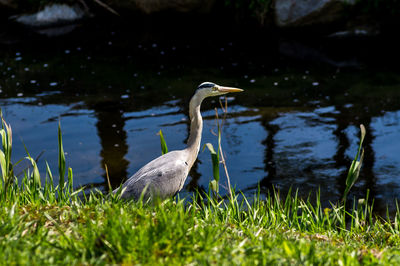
[120,150,190,199]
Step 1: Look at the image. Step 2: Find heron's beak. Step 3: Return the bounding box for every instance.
[217,86,244,93]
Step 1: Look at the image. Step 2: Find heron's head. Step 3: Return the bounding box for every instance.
[196,82,243,98]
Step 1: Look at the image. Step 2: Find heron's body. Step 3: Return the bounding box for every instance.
[118,150,190,199]
[115,82,243,200]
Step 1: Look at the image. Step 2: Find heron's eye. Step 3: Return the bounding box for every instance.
[212,86,218,91]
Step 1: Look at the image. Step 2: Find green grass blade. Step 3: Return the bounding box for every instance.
[0,117,13,195]
[158,129,168,155]
[5,122,12,161]
[46,161,54,192]
[343,124,366,202]
[0,149,6,184]
[58,122,66,198]
[68,167,73,195]
[25,157,41,188]
[204,143,220,183]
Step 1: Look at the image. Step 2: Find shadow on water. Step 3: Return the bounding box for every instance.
[1,16,400,213]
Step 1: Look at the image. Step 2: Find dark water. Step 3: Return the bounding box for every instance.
[1,21,400,211]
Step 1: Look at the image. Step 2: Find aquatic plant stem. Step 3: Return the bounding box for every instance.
[342,124,366,202]
[214,105,233,200]
[105,164,112,192]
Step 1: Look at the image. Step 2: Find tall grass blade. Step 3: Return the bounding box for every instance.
[0,149,6,184]
[343,124,366,202]
[204,143,220,182]
[22,137,41,188]
[158,129,168,155]
[26,157,41,187]
[0,114,13,195]
[4,121,12,161]
[203,142,220,193]
[58,122,66,199]
[68,167,73,193]
[46,162,54,192]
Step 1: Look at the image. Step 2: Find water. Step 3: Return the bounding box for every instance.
[1,21,400,212]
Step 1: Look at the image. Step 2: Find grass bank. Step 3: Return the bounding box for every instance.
[1,115,400,265]
[2,189,400,265]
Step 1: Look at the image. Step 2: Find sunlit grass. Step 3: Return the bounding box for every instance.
[1,112,400,264]
[2,186,400,264]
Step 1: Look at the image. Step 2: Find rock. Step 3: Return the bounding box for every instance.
[14,4,85,27]
[0,0,16,9]
[274,0,356,27]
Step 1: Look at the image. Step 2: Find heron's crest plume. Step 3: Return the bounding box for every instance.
[197,82,216,90]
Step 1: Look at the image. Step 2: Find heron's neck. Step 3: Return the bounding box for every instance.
[186,93,205,167]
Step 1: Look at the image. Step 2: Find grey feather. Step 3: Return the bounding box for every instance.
[115,150,189,200]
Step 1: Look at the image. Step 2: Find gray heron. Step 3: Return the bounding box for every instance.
[114,82,243,200]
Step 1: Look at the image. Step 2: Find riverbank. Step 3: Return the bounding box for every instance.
[2,183,400,264]
[1,117,400,265]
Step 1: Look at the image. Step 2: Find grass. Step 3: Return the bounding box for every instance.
[2,189,400,265]
[2,114,400,265]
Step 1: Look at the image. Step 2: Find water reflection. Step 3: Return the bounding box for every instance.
[93,102,129,188]
[1,25,400,213]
